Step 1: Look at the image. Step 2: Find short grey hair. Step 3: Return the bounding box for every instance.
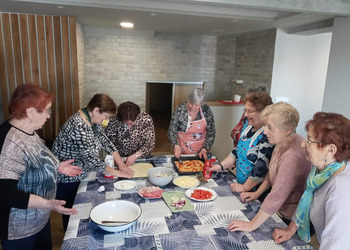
[188,88,206,105]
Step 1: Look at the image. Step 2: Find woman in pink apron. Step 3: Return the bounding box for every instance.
[168,88,216,160]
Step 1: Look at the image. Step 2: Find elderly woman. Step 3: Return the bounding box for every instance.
[210,92,274,192]
[52,94,133,231]
[0,84,81,249]
[106,101,155,166]
[228,102,311,232]
[272,112,350,249]
[168,88,215,159]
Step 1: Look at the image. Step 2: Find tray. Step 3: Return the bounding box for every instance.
[170,156,205,175]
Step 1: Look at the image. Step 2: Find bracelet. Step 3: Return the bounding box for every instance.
[219,162,224,171]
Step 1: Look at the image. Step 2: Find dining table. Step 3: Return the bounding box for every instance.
[61,155,314,250]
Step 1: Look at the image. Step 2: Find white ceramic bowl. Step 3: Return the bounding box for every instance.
[148,167,176,186]
[90,200,142,232]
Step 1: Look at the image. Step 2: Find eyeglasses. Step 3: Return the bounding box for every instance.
[36,108,52,115]
[243,109,258,114]
[305,139,322,145]
[44,108,52,115]
[100,112,111,120]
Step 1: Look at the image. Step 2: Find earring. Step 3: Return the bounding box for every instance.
[325,158,327,163]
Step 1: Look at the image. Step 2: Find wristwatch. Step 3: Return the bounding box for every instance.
[218,162,224,171]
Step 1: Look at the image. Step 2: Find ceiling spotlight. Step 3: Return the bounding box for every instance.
[150,13,157,16]
[232,19,238,22]
[120,22,134,28]
[57,6,64,9]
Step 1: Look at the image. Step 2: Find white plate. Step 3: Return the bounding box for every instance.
[138,186,164,199]
[172,176,200,189]
[114,180,136,190]
[185,187,217,201]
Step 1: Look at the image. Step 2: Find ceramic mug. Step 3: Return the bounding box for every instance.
[233,94,241,102]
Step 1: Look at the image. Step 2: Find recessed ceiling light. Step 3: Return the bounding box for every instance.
[120,22,134,28]
[57,6,64,9]
[232,19,239,22]
[150,13,157,16]
[305,14,314,18]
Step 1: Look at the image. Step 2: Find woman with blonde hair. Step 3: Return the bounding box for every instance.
[228,102,311,232]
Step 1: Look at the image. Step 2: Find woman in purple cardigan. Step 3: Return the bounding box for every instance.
[228,102,311,232]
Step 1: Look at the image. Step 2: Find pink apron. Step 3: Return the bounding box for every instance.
[177,107,207,154]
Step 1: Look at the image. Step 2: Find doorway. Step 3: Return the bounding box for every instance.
[147,83,173,154]
[146,81,205,154]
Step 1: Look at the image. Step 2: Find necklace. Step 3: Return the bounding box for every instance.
[81,107,92,123]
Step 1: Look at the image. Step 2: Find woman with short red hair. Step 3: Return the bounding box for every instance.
[0,84,82,250]
[272,112,350,249]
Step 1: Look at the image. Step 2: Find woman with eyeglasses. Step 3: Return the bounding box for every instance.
[228,102,311,232]
[272,112,350,249]
[168,88,216,160]
[52,94,133,231]
[210,92,274,193]
[0,84,82,249]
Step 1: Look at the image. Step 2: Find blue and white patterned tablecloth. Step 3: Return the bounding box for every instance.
[61,155,314,250]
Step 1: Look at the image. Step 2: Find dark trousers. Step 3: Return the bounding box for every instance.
[56,182,80,231]
[1,220,52,250]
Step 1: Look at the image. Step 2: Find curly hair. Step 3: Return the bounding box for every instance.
[244,92,273,112]
[306,112,350,162]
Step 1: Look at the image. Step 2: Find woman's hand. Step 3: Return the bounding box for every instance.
[228,220,254,232]
[174,145,182,158]
[272,221,298,243]
[125,154,137,166]
[240,191,259,203]
[116,164,134,177]
[230,183,245,193]
[58,159,82,177]
[198,148,207,160]
[210,164,221,172]
[115,169,134,178]
[48,199,78,215]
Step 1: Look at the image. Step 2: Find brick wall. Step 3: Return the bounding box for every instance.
[84,32,236,110]
[233,29,276,97]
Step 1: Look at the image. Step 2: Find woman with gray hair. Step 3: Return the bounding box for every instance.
[168,88,215,159]
[228,102,311,232]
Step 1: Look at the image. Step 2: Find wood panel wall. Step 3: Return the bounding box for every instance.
[0,13,79,142]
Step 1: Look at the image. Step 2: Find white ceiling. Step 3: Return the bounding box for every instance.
[1,0,350,35]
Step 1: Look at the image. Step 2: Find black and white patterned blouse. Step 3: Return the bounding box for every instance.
[52,112,117,183]
[168,102,216,150]
[0,121,59,239]
[105,112,155,157]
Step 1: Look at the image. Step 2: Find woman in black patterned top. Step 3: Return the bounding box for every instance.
[168,88,216,160]
[0,84,81,249]
[106,101,155,166]
[52,94,133,231]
